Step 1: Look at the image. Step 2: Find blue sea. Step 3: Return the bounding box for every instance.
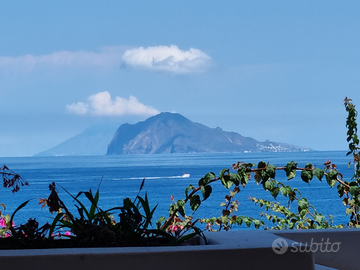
[0,151,354,229]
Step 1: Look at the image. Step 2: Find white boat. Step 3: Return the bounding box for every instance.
[181,173,190,178]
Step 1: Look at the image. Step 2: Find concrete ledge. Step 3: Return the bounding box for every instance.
[1,229,355,269]
[0,230,315,270]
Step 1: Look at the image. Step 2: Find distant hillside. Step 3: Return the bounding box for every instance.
[35,123,119,156]
[107,112,311,154]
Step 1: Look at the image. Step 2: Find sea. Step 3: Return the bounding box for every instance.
[0,151,355,230]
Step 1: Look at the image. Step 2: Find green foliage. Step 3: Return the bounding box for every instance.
[249,197,342,230]
[201,187,264,231]
[159,98,360,231]
[1,178,206,248]
[43,180,205,247]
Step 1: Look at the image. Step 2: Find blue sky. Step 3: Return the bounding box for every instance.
[0,1,359,156]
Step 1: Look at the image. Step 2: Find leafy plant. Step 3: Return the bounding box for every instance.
[249,197,342,230]
[161,160,329,230]
[160,98,360,231]
[37,179,205,248]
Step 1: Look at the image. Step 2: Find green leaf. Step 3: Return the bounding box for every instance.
[242,217,252,227]
[219,169,233,189]
[89,189,100,220]
[185,184,195,199]
[301,164,313,183]
[299,209,308,218]
[198,172,215,186]
[253,219,262,229]
[190,195,201,213]
[280,186,288,196]
[254,172,262,184]
[288,190,296,203]
[270,187,279,199]
[326,170,338,187]
[201,185,212,201]
[349,186,359,197]
[314,214,324,224]
[220,172,235,189]
[284,161,298,179]
[176,200,185,216]
[49,212,64,237]
[219,168,228,180]
[264,180,273,191]
[156,216,166,229]
[285,186,292,195]
[313,168,325,181]
[237,167,249,186]
[298,198,308,210]
[236,217,243,226]
[137,193,158,228]
[266,164,276,179]
[337,184,344,197]
[258,161,267,169]
[229,173,240,186]
[257,161,270,181]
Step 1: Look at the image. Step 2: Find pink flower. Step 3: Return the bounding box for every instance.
[64,231,71,236]
[0,218,5,227]
[168,224,184,233]
[0,218,14,228]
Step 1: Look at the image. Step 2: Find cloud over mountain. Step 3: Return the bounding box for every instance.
[66,91,159,117]
[121,45,211,73]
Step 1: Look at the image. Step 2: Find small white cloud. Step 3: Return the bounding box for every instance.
[66,91,160,117]
[0,46,126,73]
[121,45,211,73]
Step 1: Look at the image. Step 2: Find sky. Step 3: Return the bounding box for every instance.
[0,1,359,156]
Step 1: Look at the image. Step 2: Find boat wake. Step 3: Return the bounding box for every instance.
[113,173,190,181]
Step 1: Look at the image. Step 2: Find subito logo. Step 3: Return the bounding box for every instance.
[272,238,288,255]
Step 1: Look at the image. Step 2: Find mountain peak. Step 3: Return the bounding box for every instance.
[107,112,311,154]
[35,112,311,156]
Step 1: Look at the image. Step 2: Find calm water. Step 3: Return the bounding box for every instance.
[0,151,354,229]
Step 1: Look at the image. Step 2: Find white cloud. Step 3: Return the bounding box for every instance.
[0,45,211,74]
[121,45,211,73]
[0,46,126,73]
[66,91,160,117]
